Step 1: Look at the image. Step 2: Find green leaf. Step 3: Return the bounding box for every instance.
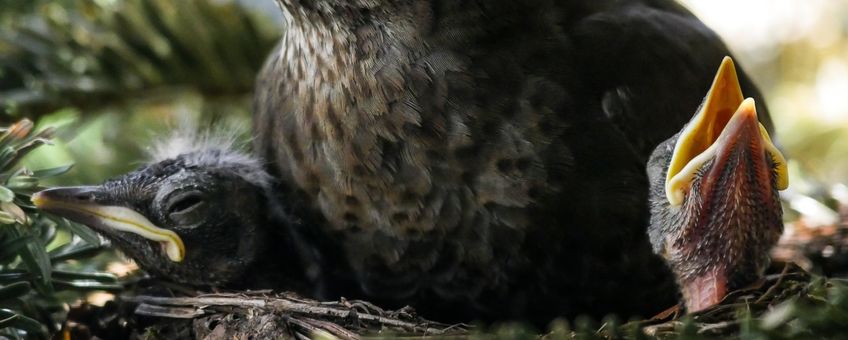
[0,235,35,263]
[52,270,117,283]
[0,202,27,225]
[1,138,50,170]
[36,219,57,245]
[58,218,101,246]
[0,272,30,285]
[0,282,31,301]
[0,312,16,329]
[5,176,38,190]
[48,242,102,262]
[30,164,73,178]
[0,147,15,168]
[0,186,14,202]
[52,279,123,292]
[0,211,16,225]
[0,308,47,339]
[11,229,53,293]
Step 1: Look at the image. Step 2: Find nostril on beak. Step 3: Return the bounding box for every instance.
[72,192,94,202]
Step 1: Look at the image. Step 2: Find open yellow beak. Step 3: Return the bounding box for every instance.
[32,189,185,262]
[665,57,788,206]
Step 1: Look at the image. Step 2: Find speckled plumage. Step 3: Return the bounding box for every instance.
[252,0,771,322]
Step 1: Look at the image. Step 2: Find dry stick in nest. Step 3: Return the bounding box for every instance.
[123,292,470,339]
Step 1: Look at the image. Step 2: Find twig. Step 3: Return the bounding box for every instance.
[134,303,206,319]
[755,263,791,304]
[124,293,465,336]
[300,317,360,339]
[284,316,347,340]
[697,320,740,334]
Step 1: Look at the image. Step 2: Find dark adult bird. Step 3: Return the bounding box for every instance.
[33,0,788,324]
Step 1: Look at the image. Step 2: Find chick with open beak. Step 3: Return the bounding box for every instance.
[647,57,789,313]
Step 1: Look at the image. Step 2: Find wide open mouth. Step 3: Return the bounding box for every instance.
[665,57,788,206]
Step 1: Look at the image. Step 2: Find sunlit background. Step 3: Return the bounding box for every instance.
[683,0,848,187]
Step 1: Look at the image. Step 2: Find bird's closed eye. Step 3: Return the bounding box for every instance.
[166,191,207,225]
[170,195,203,213]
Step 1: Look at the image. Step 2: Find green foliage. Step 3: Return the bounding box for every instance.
[739,278,848,339]
[0,0,280,117]
[0,119,116,339]
[0,3,267,334]
[18,94,254,188]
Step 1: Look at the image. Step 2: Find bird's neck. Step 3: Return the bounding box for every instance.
[276,0,388,17]
[270,1,421,144]
[277,0,385,34]
[233,210,320,294]
[278,6,358,76]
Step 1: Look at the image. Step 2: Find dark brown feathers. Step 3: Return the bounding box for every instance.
[253,0,769,323]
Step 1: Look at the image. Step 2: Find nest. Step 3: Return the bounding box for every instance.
[60,262,841,339]
[62,202,848,339]
[61,287,470,339]
[631,263,814,338]
[128,292,468,339]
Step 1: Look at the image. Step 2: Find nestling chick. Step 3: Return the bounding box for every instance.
[647,57,789,312]
[32,131,311,290]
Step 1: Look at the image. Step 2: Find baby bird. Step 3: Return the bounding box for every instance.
[32,131,315,292]
[647,58,788,312]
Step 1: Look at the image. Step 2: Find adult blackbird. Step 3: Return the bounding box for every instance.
[33,0,788,324]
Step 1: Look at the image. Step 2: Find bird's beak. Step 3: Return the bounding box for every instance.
[32,187,185,262]
[665,57,788,206]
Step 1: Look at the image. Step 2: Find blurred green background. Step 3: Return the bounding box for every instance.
[0,0,846,326]
[1,0,283,187]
